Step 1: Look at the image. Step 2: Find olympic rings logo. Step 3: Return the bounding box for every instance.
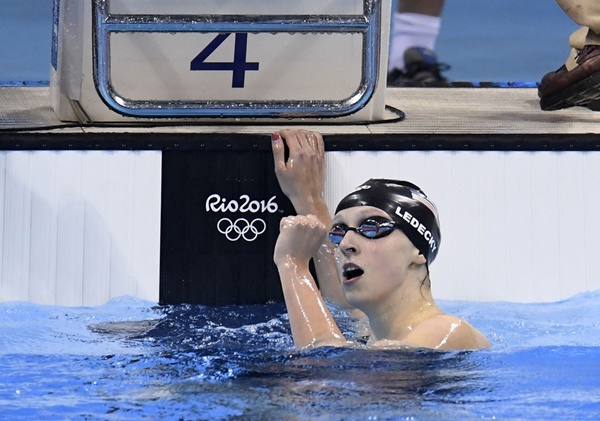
[217,218,267,242]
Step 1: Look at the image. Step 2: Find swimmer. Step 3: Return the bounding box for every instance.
[271,129,490,350]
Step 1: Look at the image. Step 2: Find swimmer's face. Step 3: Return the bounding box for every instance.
[331,206,423,310]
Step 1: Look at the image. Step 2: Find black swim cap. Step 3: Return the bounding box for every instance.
[335,179,441,264]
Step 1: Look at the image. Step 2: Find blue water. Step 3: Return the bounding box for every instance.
[1,292,599,420]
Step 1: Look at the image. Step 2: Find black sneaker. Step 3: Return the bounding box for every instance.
[588,99,600,111]
[387,47,450,87]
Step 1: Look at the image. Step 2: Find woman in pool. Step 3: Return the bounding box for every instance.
[271,129,490,350]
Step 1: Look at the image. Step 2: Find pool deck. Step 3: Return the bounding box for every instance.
[0,86,598,145]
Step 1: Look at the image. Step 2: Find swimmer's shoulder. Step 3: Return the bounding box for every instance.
[404,314,491,351]
[426,314,491,350]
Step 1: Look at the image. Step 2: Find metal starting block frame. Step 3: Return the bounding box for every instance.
[51,0,391,122]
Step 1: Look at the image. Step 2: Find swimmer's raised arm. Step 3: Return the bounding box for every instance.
[271,129,350,308]
[274,215,347,349]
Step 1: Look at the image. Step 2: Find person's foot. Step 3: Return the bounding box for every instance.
[538,45,600,111]
[387,47,450,87]
[587,99,600,111]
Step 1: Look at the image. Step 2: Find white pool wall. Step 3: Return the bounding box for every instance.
[326,150,600,303]
[0,151,161,306]
[1,150,599,305]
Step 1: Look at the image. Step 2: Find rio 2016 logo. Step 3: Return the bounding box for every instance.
[205,194,278,242]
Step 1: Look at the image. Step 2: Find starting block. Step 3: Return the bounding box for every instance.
[50,0,391,122]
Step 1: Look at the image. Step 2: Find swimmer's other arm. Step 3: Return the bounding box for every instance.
[274,215,348,349]
[271,130,350,309]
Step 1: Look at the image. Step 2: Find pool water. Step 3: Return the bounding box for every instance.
[1,292,599,420]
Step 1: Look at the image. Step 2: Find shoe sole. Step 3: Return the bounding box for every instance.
[540,71,600,111]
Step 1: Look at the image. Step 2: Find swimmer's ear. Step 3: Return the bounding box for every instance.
[413,252,427,266]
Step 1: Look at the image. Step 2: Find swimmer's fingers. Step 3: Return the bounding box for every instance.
[294,129,322,162]
[305,130,325,180]
[279,214,325,231]
[315,131,325,163]
[271,131,286,173]
[272,129,303,171]
[276,215,327,263]
[279,129,321,163]
[298,129,323,156]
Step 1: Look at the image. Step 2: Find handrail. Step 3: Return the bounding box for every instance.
[92,0,383,118]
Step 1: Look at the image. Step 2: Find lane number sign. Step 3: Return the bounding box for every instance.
[190,33,259,88]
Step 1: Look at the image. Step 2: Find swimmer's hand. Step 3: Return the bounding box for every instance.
[274,215,328,266]
[272,129,348,310]
[271,129,327,217]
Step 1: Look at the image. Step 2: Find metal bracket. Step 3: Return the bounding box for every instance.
[92,0,383,118]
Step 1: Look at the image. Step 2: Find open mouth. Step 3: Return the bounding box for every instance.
[342,263,364,281]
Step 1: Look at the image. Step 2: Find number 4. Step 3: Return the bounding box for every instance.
[190,33,259,88]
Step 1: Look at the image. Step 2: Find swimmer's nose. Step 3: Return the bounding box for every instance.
[339,232,359,255]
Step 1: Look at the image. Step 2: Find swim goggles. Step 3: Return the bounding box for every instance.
[328,216,398,246]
